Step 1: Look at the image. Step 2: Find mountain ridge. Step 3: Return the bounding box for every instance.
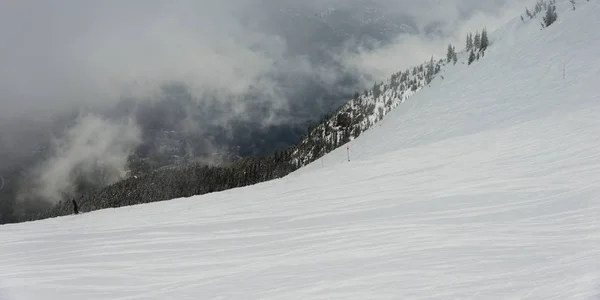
[7,0,567,224]
[25,35,470,222]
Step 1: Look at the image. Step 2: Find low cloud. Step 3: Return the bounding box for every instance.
[18,113,141,205]
[0,0,535,122]
[335,0,536,84]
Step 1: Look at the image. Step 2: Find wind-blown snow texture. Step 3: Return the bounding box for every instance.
[2,1,600,299]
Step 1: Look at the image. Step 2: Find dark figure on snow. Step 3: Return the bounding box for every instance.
[72,199,79,215]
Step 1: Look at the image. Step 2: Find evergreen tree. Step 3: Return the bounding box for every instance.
[543,3,557,27]
[466,33,473,50]
[446,44,455,62]
[534,1,543,14]
[372,82,381,99]
[480,28,489,50]
[526,7,533,18]
[474,31,481,49]
[468,50,476,65]
[425,56,435,84]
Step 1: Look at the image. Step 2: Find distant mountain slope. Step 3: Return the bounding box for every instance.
[28,52,452,221]
[291,57,445,167]
[0,0,428,225]
[17,0,567,223]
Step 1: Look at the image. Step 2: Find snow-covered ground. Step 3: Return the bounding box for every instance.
[2,2,600,299]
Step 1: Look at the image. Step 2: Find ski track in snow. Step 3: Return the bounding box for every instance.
[2,2,600,299]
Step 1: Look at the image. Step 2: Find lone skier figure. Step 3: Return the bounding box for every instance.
[72,199,79,215]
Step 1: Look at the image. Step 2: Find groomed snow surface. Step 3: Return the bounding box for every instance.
[3,2,600,299]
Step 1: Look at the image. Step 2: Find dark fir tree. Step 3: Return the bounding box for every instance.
[446,43,455,63]
[468,50,476,65]
[534,1,544,14]
[543,3,557,27]
[474,31,481,50]
[372,82,381,99]
[480,28,489,51]
[425,56,435,84]
[466,33,473,51]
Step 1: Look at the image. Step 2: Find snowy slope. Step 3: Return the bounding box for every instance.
[291,56,445,168]
[3,1,600,299]
[295,0,600,174]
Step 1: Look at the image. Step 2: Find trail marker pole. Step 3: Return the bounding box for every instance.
[347,145,350,162]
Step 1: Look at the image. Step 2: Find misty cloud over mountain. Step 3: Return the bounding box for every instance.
[0,0,532,223]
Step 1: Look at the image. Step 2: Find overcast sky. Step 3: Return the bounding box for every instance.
[0,0,534,121]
